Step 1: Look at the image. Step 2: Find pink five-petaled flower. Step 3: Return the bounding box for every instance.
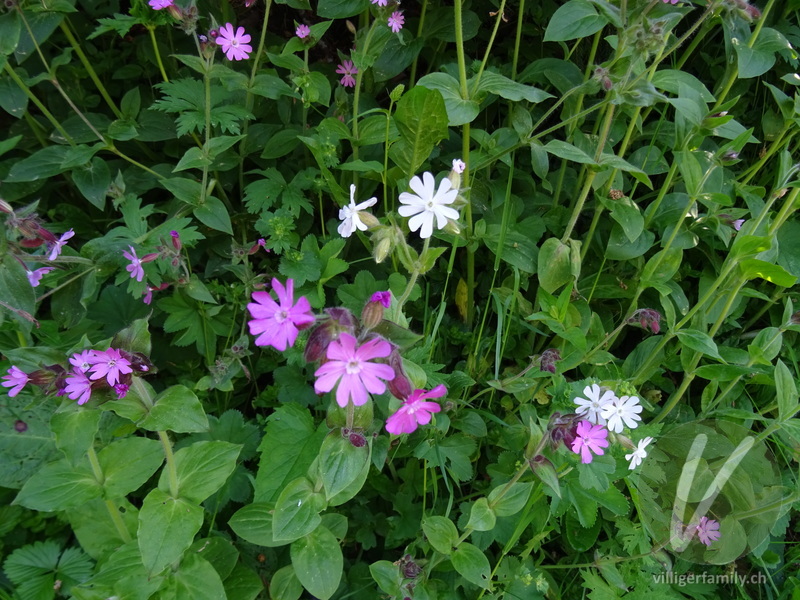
[371,0,388,5]
[571,420,609,464]
[26,267,54,287]
[47,229,74,260]
[149,0,174,8]
[2,366,29,397]
[247,278,315,351]
[695,516,721,546]
[296,24,310,39]
[385,385,445,435]
[87,348,132,387]
[371,291,391,308]
[123,246,145,282]
[65,370,92,405]
[314,333,395,407]
[388,11,404,33]
[69,350,95,373]
[336,60,358,88]
[216,23,253,61]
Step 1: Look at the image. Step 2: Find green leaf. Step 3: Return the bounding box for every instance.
[229,503,283,547]
[544,140,597,165]
[538,238,573,293]
[319,433,370,501]
[159,441,241,504]
[164,553,226,600]
[775,360,798,421]
[254,404,325,504]
[466,498,496,531]
[290,526,342,600]
[739,259,797,287]
[0,11,21,55]
[416,72,480,126]
[4,145,70,182]
[0,257,37,332]
[140,385,209,433]
[422,516,458,555]
[273,477,326,543]
[194,196,233,235]
[162,177,203,206]
[0,400,59,489]
[487,482,533,516]
[640,247,682,289]
[676,329,722,360]
[224,564,264,600]
[72,157,110,210]
[603,193,644,243]
[451,542,491,589]
[50,408,101,466]
[544,0,607,42]
[138,488,204,576]
[473,71,551,103]
[98,437,164,498]
[14,458,102,511]
[268,565,303,600]
[316,0,366,19]
[390,86,449,176]
[734,28,791,79]
[694,364,754,381]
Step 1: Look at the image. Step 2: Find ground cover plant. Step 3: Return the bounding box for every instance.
[1,0,799,598]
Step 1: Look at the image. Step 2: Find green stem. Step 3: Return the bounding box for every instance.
[408,0,428,86]
[510,0,525,80]
[351,20,379,169]
[147,25,170,83]
[200,54,214,206]
[2,63,74,145]
[470,0,507,94]
[396,238,430,313]
[87,446,133,543]
[159,431,180,498]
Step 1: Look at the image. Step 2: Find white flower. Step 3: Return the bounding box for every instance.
[601,394,643,433]
[338,184,378,238]
[398,172,459,239]
[573,383,616,425]
[452,159,465,174]
[625,436,654,470]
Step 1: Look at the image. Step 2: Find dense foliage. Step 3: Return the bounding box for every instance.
[1,0,799,599]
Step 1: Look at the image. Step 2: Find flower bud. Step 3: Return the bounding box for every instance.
[389,84,405,103]
[361,298,385,331]
[170,230,182,251]
[358,212,380,229]
[400,555,421,579]
[628,308,662,334]
[442,219,461,236]
[789,311,800,325]
[349,431,367,447]
[14,420,27,433]
[0,198,13,214]
[539,348,561,373]
[304,307,357,362]
[386,349,413,400]
[529,454,561,497]
[547,412,582,450]
[346,20,357,35]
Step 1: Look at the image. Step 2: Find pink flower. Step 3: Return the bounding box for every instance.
[123,246,145,282]
[733,219,744,231]
[69,350,94,373]
[386,385,445,434]
[570,420,609,464]
[248,278,315,351]
[149,0,174,8]
[296,24,310,39]
[114,383,130,399]
[452,159,466,174]
[216,23,252,61]
[695,516,721,546]
[336,60,358,88]
[388,11,404,33]
[371,0,388,5]
[87,348,132,387]
[65,370,92,405]
[47,229,74,260]
[2,366,29,397]
[370,291,391,308]
[143,287,153,305]
[26,267,54,287]
[314,333,395,407]
[661,0,679,3]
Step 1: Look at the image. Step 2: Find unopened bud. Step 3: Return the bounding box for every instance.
[401,556,421,579]
[346,20,357,35]
[166,4,182,20]
[529,455,560,497]
[361,298,385,330]
[790,311,800,325]
[14,420,27,433]
[349,431,367,447]
[442,219,461,236]
[386,349,413,400]
[539,348,561,373]
[359,212,380,229]
[389,84,405,103]
[372,232,393,264]
[170,230,182,251]
[628,308,662,334]
[0,198,13,214]
[304,307,357,362]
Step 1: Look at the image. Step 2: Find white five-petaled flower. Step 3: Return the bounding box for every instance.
[338,184,378,238]
[573,383,615,425]
[398,172,459,239]
[625,436,653,470]
[601,394,643,433]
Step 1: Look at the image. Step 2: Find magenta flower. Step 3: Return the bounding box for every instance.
[733,219,745,231]
[571,420,609,464]
[149,0,174,8]
[47,229,74,260]
[69,350,95,373]
[661,0,679,3]
[296,24,310,39]
[314,333,395,407]
[123,246,145,282]
[65,370,92,405]
[114,383,130,399]
[370,291,391,308]
[247,278,315,351]
[2,366,29,397]
[143,287,153,305]
[695,516,721,546]
[26,267,54,287]
[216,23,253,61]
[386,385,445,434]
[336,60,358,88]
[388,11,404,33]
[87,348,132,387]
[371,0,388,5]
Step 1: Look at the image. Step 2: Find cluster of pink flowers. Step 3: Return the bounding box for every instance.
[120,231,187,304]
[246,279,445,436]
[3,348,150,405]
